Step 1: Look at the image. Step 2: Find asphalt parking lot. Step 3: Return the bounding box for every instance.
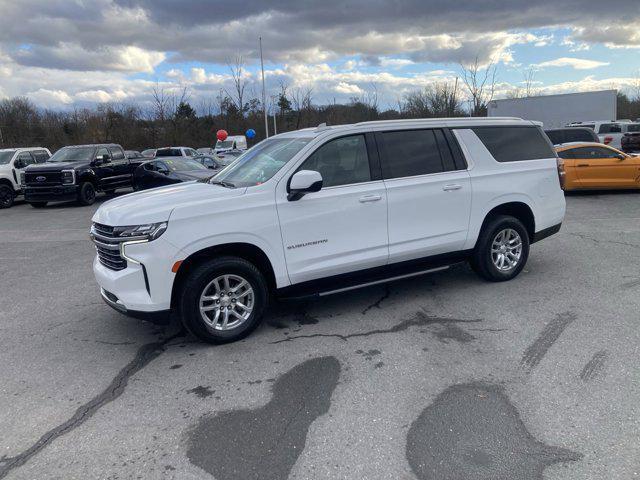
[1,191,639,479]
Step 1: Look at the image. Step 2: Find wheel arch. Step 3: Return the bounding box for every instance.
[0,177,15,189]
[477,201,535,246]
[78,171,99,187]
[170,242,277,311]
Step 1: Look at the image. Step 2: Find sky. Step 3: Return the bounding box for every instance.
[1,0,640,112]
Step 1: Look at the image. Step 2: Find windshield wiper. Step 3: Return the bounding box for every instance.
[209,179,236,188]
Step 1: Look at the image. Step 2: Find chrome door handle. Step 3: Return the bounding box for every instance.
[443,184,462,191]
[359,194,382,203]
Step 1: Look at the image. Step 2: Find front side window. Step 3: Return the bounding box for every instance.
[557,149,575,160]
[571,147,621,159]
[17,152,34,167]
[380,129,444,178]
[96,148,110,160]
[0,150,16,165]
[472,127,555,163]
[213,137,312,188]
[48,147,96,163]
[299,135,371,187]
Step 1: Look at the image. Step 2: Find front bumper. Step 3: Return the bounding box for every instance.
[100,288,170,324]
[24,185,78,202]
[92,237,178,315]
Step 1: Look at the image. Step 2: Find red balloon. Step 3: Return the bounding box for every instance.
[216,129,228,142]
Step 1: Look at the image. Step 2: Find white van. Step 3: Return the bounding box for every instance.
[215,135,247,153]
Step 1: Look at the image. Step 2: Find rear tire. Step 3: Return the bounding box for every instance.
[179,256,269,344]
[77,182,97,206]
[29,201,48,208]
[0,185,15,209]
[471,215,530,282]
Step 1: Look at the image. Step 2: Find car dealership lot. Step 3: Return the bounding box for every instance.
[1,193,639,479]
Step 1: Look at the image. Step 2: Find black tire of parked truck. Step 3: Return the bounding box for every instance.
[29,202,47,208]
[77,181,97,206]
[0,184,15,209]
[470,215,530,282]
[179,256,269,344]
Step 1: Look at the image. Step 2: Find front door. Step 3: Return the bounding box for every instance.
[377,128,472,262]
[573,145,640,188]
[14,151,35,189]
[276,134,389,285]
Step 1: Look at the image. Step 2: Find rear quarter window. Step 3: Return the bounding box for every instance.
[472,126,555,163]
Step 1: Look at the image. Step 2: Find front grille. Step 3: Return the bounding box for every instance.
[91,223,127,271]
[25,171,63,186]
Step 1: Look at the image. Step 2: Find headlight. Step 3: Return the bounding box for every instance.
[113,222,167,241]
[61,170,75,184]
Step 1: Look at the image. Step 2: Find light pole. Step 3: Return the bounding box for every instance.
[259,37,268,138]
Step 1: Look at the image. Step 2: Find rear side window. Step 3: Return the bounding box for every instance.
[109,147,124,160]
[379,129,445,178]
[627,124,640,132]
[565,129,597,143]
[33,150,50,163]
[544,130,565,145]
[598,123,621,134]
[300,134,371,187]
[472,127,555,162]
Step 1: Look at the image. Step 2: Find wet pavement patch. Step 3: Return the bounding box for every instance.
[186,356,340,480]
[187,386,215,398]
[406,383,582,480]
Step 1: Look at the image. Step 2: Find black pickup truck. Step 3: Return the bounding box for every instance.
[23,144,143,207]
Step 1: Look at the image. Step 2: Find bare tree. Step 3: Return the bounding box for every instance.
[224,55,247,116]
[459,56,498,116]
[291,86,313,128]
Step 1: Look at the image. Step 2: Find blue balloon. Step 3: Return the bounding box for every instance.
[246,128,256,139]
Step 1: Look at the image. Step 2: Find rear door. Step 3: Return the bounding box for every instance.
[108,147,131,187]
[378,128,472,263]
[573,145,639,188]
[276,133,389,284]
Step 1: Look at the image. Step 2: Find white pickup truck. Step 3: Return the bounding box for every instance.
[0,147,51,208]
[567,121,640,149]
[91,117,565,343]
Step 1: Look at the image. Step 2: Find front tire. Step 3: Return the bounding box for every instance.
[77,182,96,206]
[0,185,15,209]
[471,215,530,282]
[179,256,269,344]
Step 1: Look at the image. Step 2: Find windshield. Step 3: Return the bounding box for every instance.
[212,137,312,188]
[0,150,16,165]
[155,148,182,157]
[48,146,96,163]
[216,140,234,149]
[165,158,207,171]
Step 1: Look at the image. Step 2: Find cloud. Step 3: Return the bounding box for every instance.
[13,44,165,73]
[536,57,609,70]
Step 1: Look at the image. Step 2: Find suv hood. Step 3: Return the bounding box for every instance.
[92,181,245,226]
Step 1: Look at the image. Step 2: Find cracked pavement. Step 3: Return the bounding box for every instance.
[1,191,639,479]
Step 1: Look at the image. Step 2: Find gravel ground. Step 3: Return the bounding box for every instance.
[0,190,639,479]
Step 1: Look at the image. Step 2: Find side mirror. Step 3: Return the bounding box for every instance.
[288,170,323,201]
[617,153,627,160]
[14,159,25,169]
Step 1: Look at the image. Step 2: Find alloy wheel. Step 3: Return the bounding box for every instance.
[199,274,255,331]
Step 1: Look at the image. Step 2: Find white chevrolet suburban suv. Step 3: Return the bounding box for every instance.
[91,118,565,343]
